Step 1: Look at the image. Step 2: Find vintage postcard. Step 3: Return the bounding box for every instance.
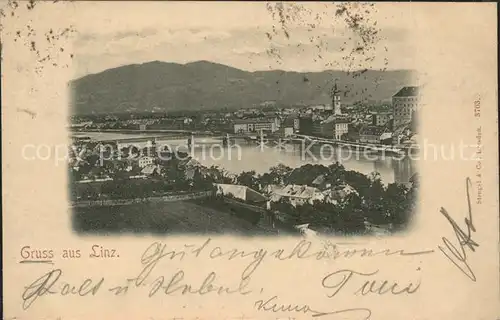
[2,1,498,320]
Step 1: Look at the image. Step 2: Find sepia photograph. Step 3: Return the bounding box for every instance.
[2,2,498,320]
[67,2,421,237]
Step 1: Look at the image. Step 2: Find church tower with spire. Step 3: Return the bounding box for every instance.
[331,82,342,115]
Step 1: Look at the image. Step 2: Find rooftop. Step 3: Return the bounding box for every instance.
[393,86,419,97]
[312,174,326,186]
[272,184,322,199]
[215,183,267,202]
[141,165,158,175]
[359,125,387,136]
[233,118,275,125]
[322,115,350,124]
[283,117,296,126]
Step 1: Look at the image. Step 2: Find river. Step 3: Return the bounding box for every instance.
[190,142,416,185]
[73,132,417,185]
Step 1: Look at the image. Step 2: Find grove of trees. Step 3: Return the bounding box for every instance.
[70,150,418,234]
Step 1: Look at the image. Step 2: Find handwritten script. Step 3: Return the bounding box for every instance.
[20,239,433,319]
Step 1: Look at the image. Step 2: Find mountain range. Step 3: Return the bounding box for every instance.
[70,60,417,115]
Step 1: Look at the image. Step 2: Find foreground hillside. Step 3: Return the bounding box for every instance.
[73,200,286,236]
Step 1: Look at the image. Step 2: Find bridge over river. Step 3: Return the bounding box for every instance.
[71,129,418,156]
[71,130,416,185]
[290,134,419,156]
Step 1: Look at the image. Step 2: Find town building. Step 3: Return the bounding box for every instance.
[278,117,296,137]
[322,184,359,204]
[299,115,348,140]
[278,125,294,137]
[266,184,325,207]
[265,183,357,208]
[380,132,393,144]
[392,86,420,126]
[147,118,185,130]
[297,116,313,135]
[392,125,413,145]
[215,184,267,203]
[70,121,93,129]
[233,118,277,134]
[137,156,155,168]
[312,174,331,190]
[316,116,349,140]
[372,112,392,127]
[311,120,333,138]
[358,126,390,144]
[333,118,349,140]
[205,118,232,132]
[310,105,326,111]
[294,224,318,238]
[116,138,155,151]
[141,164,160,176]
[283,114,301,131]
[283,126,294,137]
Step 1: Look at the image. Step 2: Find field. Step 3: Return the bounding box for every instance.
[73,199,286,236]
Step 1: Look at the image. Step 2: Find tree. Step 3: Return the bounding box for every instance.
[256,164,293,187]
[101,180,118,197]
[384,183,410,228]
[306,200,335,228]
[102,160,116,175]
[236,170,259,190]
[270,164,293,182]
[258,172,279,187]
[85,154,100,167]
[192,168,208,190]
[111,169,130,181]
[369,177,385,202]
[120,147,130,159]
[130,164,142,176]
[409,173,420,189]
[327,162,346,184]
[344,170,371,199]
[364,176,387,225]
[70,168,82,182]
[205,165,234,184]
[78,162,92,176]
[271,198,302,225]
[80,184,99,200]
[89,166,105,180]
[285,164,329,185]
[130,146,140,158]
[337,195,366,234]
[161,164,186,186]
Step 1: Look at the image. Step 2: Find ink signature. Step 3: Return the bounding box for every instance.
[438,177,479,281]
[255,295,371,320]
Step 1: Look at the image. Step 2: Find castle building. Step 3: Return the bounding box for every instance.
[392,86,420,126]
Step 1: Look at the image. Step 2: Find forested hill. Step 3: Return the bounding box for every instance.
[70,60,415,115]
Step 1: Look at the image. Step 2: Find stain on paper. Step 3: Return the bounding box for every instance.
[0,0,75,75]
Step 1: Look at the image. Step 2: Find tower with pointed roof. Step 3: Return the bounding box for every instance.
[330,82,342,115]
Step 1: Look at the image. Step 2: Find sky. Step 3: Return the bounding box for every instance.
[68,2,419,78]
